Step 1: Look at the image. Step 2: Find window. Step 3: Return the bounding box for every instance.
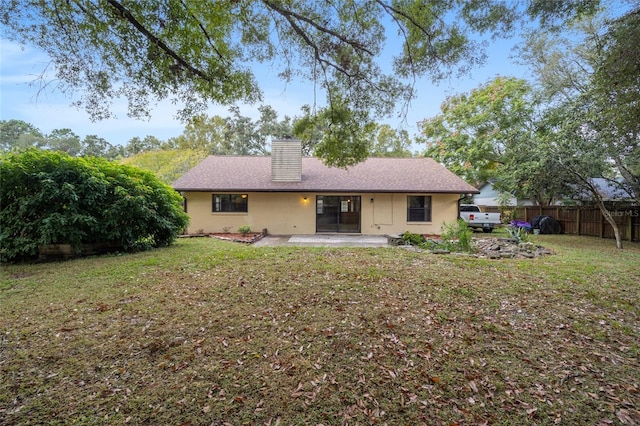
[407,196,431,222]
[212,194,248,213]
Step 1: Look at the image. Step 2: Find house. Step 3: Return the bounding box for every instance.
[473,181,554,208]
[583,178,637,205]
[472,182,517,207]
[172,141,479,236]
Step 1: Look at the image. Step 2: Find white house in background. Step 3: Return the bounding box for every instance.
[473,182,513,207]
[472,182,519,207]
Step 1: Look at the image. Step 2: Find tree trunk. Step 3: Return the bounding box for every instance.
[598,202,623,249]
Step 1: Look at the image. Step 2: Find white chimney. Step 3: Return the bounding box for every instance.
[271,140,302,182]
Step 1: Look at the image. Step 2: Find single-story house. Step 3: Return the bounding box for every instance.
[172,141,479,236]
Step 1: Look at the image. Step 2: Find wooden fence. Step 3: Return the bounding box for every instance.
[483,205,640,242]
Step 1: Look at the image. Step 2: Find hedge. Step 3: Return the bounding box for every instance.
[1,149,189,262]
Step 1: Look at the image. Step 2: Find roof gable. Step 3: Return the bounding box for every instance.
[172,156,479,194]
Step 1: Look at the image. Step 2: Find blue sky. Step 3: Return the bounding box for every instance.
[1,29,528,148]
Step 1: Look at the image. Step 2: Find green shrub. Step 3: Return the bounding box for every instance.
[238,225,251,235]
[441,218,474,252]
[401,231,425,246]
[0,149,189,262]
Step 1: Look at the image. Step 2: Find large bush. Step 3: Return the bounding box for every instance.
[0,149,189,262]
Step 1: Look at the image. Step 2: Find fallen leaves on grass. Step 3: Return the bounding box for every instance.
[1,237,639,425]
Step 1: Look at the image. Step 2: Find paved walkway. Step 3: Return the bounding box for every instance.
[253,234,390,247]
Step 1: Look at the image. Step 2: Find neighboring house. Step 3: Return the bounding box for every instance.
[580,178,637,205]
[172,141,478,236]
[472,182,517,207]
[473,181,556,207]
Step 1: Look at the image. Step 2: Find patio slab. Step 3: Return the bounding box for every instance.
[252,234,389,247]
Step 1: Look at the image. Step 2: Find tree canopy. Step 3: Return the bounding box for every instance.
[417,5,638,248]
[418,77,533,185]
[0,0,601,166]
[0,119,125,159]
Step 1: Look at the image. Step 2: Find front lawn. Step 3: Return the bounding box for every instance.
[1,235,639,425]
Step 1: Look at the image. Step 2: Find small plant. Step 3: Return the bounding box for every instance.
[506,226,530,243]
[238,225,251,235]
[401,231,425,246]
[441,218,474,252]
[221,226,232,233]
[196,228,205,235]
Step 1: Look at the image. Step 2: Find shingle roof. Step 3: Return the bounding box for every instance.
[172,156,479,194]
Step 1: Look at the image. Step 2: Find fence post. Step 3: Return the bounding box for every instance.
[600,208,605,239]
[576,207,581,236]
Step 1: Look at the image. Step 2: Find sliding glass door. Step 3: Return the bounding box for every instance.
[316,195,361,233]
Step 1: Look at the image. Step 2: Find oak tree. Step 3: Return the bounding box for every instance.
[1,0,596,166]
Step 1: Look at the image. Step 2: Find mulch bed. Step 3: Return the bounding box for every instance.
[190,232,264,244]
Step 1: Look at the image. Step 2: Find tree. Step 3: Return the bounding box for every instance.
[121,149,207,185]
[169,105,294,156]
[517,7,639,205]
[0,1,596,166]
[124,135,164,156]
[0,119,46,151]
[591,7,640,202]
[44,128,83,156]
[223,106,265,155]
[370,124,413,157]
[1,120,125,159]
[81,134,121,159]
[0,149,189,262]
[418,77,533,185]
[256,105,294,143]
[293,97,377,167]
[169,115,228,154]
[292,105,326,157]
[543,99,625,248]
[515,7,640,248]
[418,76,579,205]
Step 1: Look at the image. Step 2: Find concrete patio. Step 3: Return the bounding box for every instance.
[252,234,390,247]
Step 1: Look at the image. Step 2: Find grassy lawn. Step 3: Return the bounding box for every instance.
[1,235,639,425]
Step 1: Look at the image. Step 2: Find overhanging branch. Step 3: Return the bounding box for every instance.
[104,0,213,82]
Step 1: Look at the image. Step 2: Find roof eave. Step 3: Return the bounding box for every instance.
[173,187,480,194]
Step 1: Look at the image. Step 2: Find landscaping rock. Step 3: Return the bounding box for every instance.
[472,237,552,259]
[432,249,451,255]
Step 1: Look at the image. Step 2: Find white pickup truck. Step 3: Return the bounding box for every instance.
[459,204,502,233]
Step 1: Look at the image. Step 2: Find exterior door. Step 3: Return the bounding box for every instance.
[316,195,361,233]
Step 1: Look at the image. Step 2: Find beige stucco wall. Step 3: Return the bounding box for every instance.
[182,191,461,235]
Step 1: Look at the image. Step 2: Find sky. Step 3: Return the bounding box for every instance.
[0,25,529,148]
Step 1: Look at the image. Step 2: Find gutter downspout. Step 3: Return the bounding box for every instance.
[458,195,466,220]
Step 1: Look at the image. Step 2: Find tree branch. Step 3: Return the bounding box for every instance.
[104,0,213,82]
[178,0,228,66]
[262,0,373,56]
